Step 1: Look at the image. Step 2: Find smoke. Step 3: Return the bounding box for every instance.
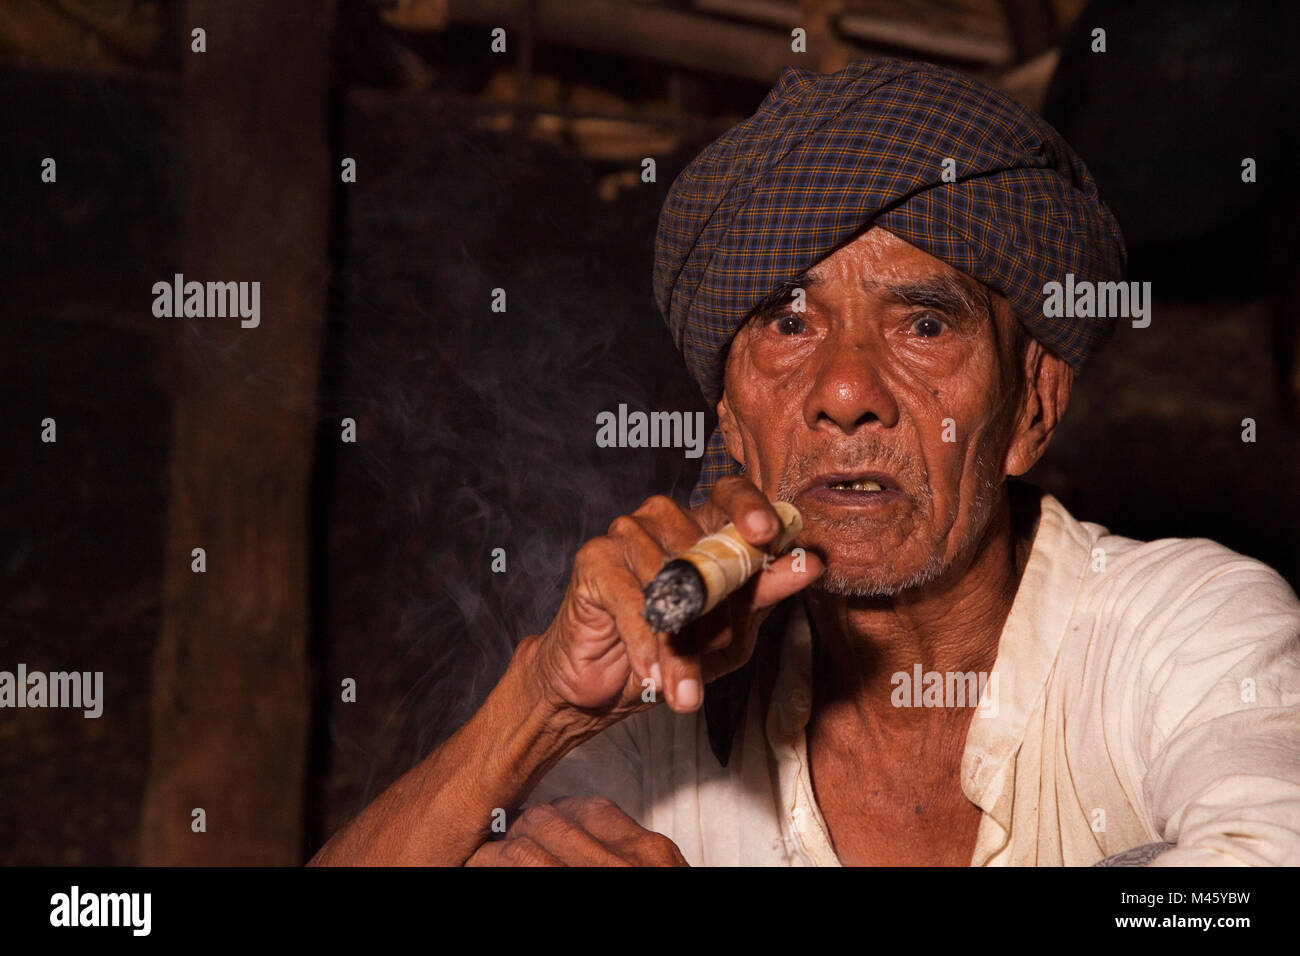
[349,301,671,757]
[331,108,702,766]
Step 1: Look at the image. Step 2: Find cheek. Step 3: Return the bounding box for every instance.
[728,356,806,486]
[728,351,802,446]
[910,385,997,494]
[734,340,806,400]
[893,338,972,383]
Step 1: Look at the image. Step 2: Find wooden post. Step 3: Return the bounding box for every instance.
[139,0,336,864]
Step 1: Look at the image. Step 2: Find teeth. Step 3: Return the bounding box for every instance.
[831,479,883,491]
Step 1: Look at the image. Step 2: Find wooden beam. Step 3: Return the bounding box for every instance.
[699,0,1013,65]
[0,0,160,71]
[441,0,840,83]
[372,0,1015,77]
[138,0,335,865]
[839,9,1012,65]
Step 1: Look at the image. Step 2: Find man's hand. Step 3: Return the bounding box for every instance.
[465,797,689,866]
[533,476,825,717]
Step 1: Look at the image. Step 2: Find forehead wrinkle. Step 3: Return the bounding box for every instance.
[873,272,990,320]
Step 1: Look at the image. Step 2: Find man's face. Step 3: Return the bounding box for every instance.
[717,226,1032,596]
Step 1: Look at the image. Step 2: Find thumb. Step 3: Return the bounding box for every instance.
[750,548,824,609]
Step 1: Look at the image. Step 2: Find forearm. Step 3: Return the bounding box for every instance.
[308,633,608,866]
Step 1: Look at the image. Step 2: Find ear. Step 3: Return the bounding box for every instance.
[716,393,746,469]
[1004,345,1073,477]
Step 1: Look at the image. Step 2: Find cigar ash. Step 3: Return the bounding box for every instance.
[642,559,706,634]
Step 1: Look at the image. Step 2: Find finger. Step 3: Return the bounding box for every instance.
[670,545,817,658]
[640,576,708,712]
[583,557,668,692]
[496,836,566,867]
[655,535,822,686]
[692,551,823,663]
[627,504,725,709]
[702,476,783,547]
[564,801,691,868]
[627,832,690,867]
[510,804,633,866]
[556,796,681,858]
[591,529,704,708]
[463,842,505,866]
[656,635,704,714]
[605,514,689,700]
[750,548,825,609]
[553,796,644,842]
[630,495,707,554]
[605,513,673,584]
[464,838,563,867]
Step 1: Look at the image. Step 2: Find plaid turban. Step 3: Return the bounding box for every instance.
[652,56,1127,508]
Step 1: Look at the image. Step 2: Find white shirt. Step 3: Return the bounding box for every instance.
[524,489,1300,865]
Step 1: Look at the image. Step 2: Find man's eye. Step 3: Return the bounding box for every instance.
[773,313,806,335]
[910,314,945,338]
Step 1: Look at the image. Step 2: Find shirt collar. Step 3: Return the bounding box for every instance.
[960,486,1098,811]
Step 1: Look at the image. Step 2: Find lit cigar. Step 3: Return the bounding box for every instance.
[642,501,802,634]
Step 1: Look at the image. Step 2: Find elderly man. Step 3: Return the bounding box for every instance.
[311,57,1300,867]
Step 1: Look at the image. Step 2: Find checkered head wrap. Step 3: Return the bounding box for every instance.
[653,57,1127,508]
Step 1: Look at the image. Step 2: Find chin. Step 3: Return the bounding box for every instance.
[812,551,948,598]
[799,511,921,571]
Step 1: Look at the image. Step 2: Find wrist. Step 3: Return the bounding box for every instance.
[509,632,609,748]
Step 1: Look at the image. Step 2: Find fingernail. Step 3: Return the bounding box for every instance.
[676,678,701,710]
[750,510,776,536]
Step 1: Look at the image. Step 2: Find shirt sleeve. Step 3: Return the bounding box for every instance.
[518,712,646,823]
[1131,543,1300,866]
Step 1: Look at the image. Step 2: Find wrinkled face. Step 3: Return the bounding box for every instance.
[717,226,1032,596]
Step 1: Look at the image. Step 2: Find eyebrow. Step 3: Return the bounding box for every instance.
[746,269,991,326]
[875,274,992,324]
[746,269,821,320]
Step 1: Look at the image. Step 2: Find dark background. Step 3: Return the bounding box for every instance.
[0,0,1296,864]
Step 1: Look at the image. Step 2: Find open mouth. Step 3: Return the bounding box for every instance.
[795,471,905,507]
[827,478,884,492]
[814,470,899,492]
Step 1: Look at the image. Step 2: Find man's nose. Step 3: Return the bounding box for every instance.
[802,331,900,434]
